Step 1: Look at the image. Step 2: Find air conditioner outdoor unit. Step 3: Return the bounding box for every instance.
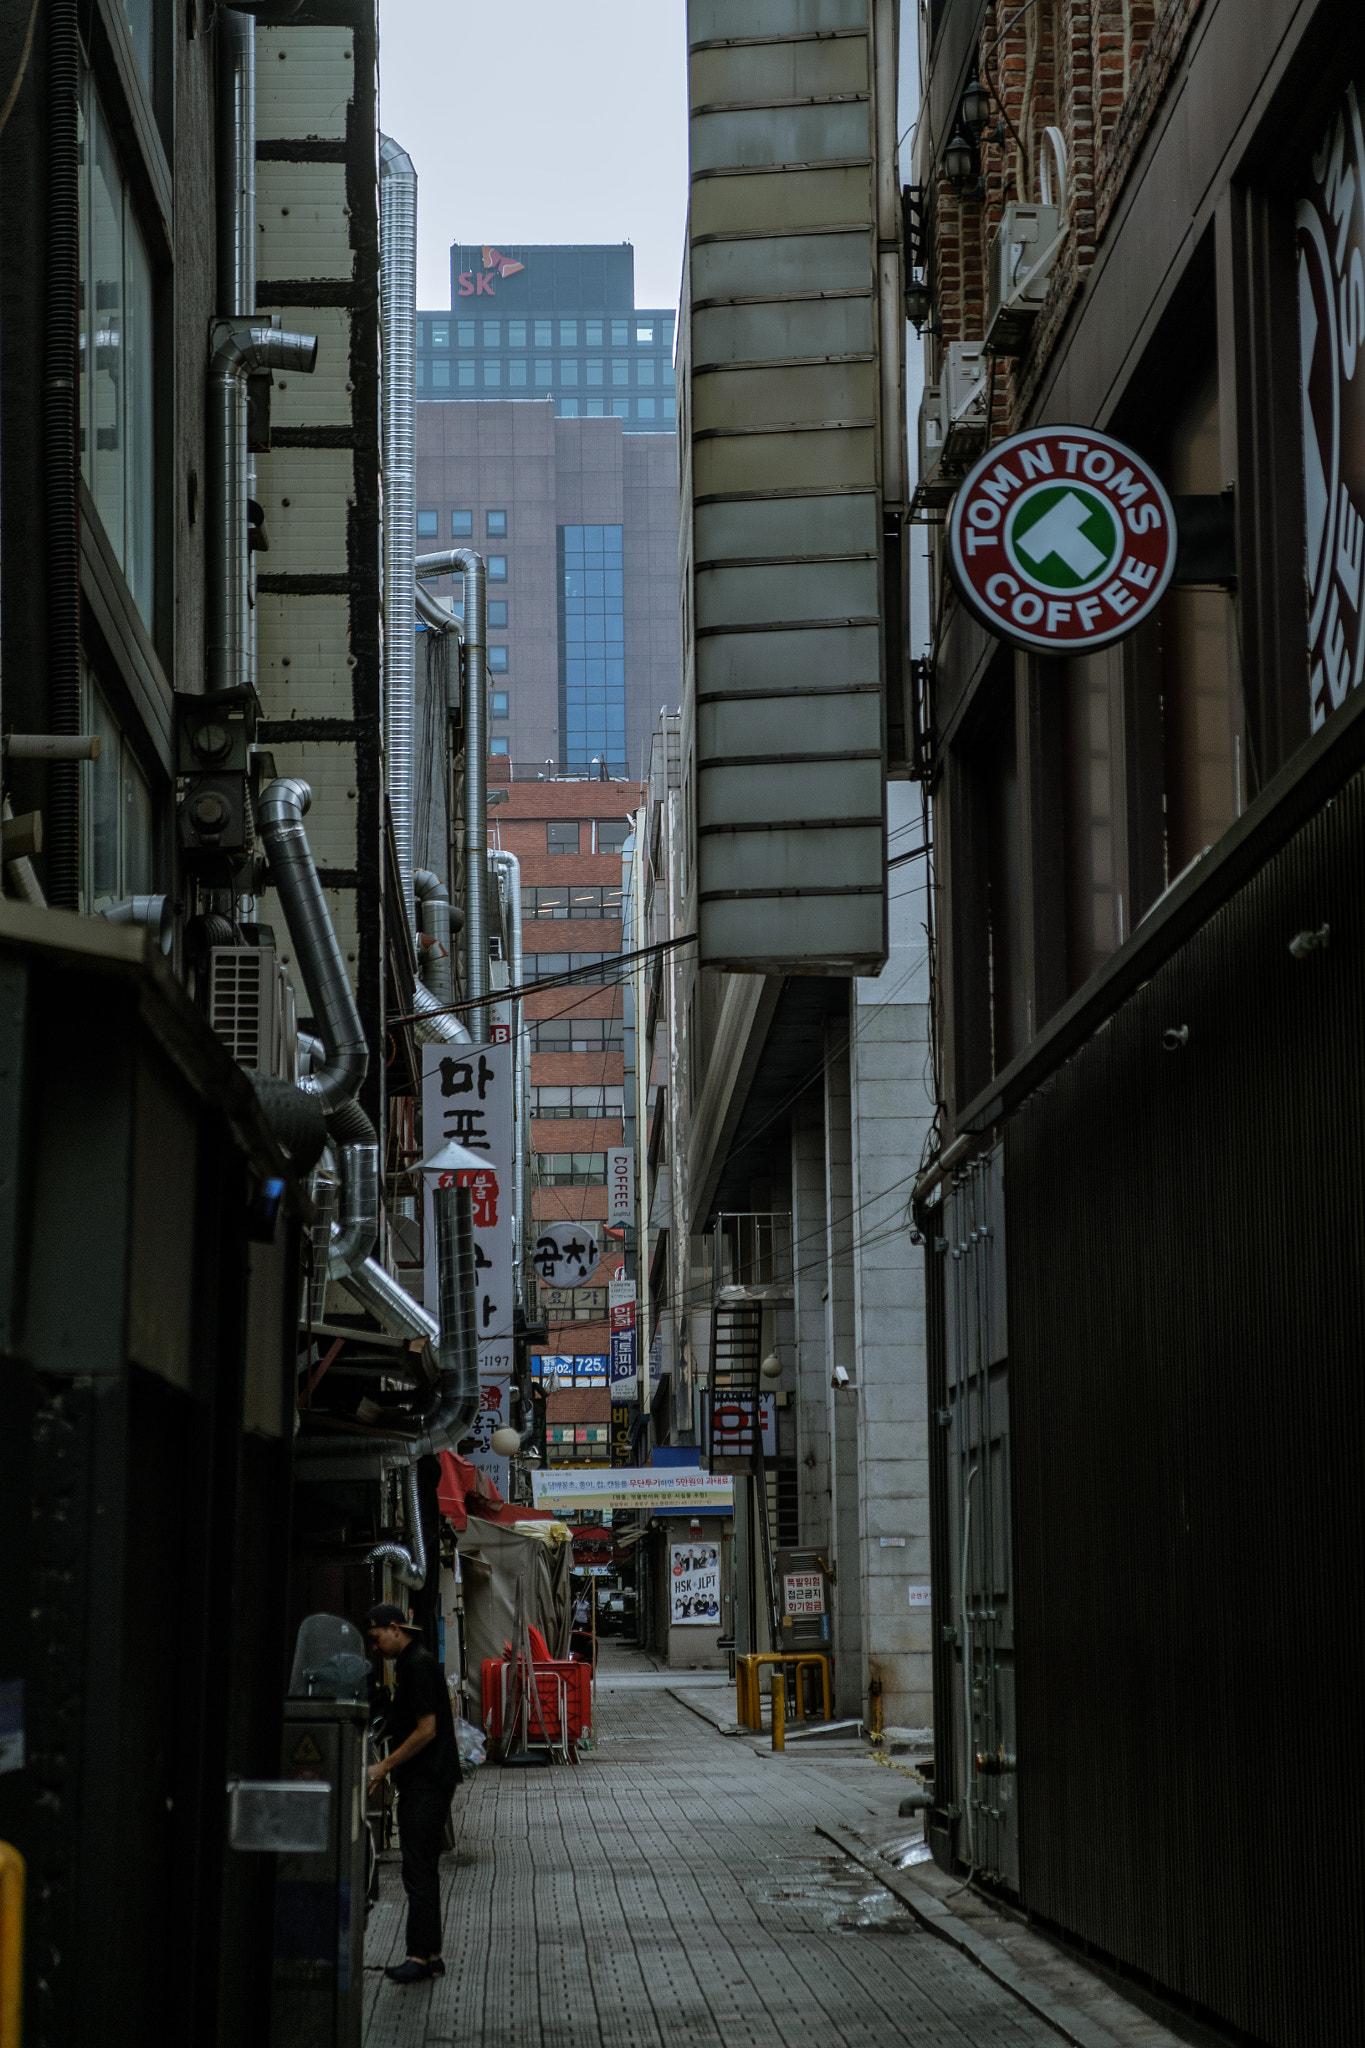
[941,342,989,469]
[917,383,955,504]
[209,943,298,1080]
[985,204,1063,355]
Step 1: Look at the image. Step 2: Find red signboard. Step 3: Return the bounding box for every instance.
[948,425,1177,654]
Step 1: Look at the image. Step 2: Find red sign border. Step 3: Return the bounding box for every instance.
[947,424,1178,655]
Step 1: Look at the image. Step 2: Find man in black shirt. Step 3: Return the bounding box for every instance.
[364,1603,462,1984]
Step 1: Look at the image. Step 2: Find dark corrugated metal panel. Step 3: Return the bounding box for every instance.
[924,1234,957,1842]
[1006,763,1365,2045]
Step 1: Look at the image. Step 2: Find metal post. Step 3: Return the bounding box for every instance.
[769,1672,785,1752]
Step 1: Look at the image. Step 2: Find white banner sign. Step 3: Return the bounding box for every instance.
[670,1541,720,1625]
[531,1469,735,1512]
[533,1228,599,1286]
[606,1146,634,1225]
[423,1042,514,1348]
[466,1376,512,1497]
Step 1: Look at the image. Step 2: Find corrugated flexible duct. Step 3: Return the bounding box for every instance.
[380,136,418,936]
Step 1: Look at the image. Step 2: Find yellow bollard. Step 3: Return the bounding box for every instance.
[0,1841,24,2048]
[770,1672,785,1752]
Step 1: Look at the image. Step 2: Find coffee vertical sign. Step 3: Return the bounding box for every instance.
[1299,83,1365,731]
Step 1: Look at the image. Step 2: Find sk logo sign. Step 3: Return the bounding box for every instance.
[948,425,1177,654]
[457,246,526,296]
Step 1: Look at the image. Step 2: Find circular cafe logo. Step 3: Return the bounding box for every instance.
[948,425,1177,652]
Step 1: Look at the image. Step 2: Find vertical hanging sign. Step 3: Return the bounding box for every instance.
[606,1147,634,1226]
[609,1277,637,1400]
[423,1041,514,1371]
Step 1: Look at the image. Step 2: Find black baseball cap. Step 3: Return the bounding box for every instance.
[364,1602,421,1633]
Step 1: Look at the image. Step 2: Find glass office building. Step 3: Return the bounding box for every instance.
[417,242,675,433]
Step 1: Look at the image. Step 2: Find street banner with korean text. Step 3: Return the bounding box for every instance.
[422,1041,514,1357]
[531,1469,734,1512]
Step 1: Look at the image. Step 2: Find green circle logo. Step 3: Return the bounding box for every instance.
[1007,484,1121,593]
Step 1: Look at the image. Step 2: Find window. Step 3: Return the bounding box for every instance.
[123,0,153,86]
[417,509,438,537]
[456,320,474,346]
[611,399,629,419]
[611,321,628,346]
[488,646,509,673]
[417,359,426,387]
[595,819,631,855]
[664,397,676,421]
[586,359,603,386]
[488,600,508,627]
[559,399,579,418]
[432,320,451,347]
[79,74,156,627]
[483,320,500,346]
[451,510,473,537]
[585,321,603,346]
[416,320,426,347]
[532,1016,624,1052]
[483,360,501,387]
[532,1086,625,1121]
[539,1154,607,1186]
[560,320,577,346]
[636,323,654,344]
[522,884,623,920]
[508,359,527,387]
[82,668,154,911]
[535,359,553,386]
[660,314,675,346]
[586,397,605,417]
[535,320,552,347]
[508,320,527,347]
[547,821,580,854]
[488,555,507,581]
[491,691,509,718]
[637,398,656,418]
[611,359,629,385]
[559,525,626,775]
[490,737,509,756]
[560,359,579,385]
[637,358,655,385]
[487,510,507,537]
[527,950,614,984]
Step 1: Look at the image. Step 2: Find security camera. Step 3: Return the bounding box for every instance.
[831,1365,852,1390]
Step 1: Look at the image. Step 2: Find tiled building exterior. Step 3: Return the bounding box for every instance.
[492,772,644,1456]
[414,401,678,779]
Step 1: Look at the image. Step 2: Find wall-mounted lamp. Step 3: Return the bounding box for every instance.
[944,130,978,196]
[960,70,992,138]
[905,275,934,330]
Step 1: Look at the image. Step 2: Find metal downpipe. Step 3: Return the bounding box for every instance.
[216,9,255,318]
[380,137,418,936]
[208,324,318,696]
[489,849,526,1292]
[328,1143,379,1276]
[257,778,368,1112]
[44,0,82,908]
[417,549,487,1041]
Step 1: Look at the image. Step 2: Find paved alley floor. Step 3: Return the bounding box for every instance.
[362,1649,1182,2048]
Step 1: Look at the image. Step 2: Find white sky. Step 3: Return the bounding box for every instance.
[377,0,691,314]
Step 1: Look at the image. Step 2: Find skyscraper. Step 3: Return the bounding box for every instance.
[414,242,680,779]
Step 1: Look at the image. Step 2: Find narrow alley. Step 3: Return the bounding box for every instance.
[363,1653,1183,2048]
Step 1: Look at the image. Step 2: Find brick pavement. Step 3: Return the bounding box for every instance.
[361,1650,1164,2048]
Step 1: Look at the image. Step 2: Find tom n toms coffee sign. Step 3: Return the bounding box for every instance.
[1298,84,1365,732]
[948,425,1177,652]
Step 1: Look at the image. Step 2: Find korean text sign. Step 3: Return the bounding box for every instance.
[423,1042,513,1352]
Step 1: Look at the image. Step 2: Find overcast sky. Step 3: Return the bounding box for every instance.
[377,0,690,314]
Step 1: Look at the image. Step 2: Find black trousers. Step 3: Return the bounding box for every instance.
[396,1777,453,1958]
